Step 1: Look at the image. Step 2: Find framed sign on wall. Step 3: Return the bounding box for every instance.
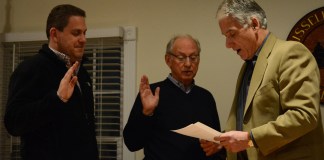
[287,7,324,104]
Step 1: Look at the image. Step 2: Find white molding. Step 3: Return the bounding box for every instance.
[122,26,137,160]
[2,31,47,42]
[87,27,124,39]
[123,26,137,41]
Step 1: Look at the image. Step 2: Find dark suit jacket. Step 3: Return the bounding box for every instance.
[4,44,99,160]
[226,33,324,160]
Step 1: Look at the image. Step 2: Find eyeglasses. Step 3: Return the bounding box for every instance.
[168,53,200,63]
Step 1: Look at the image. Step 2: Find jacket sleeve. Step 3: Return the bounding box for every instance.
[4,63,64,136]
[123,93,156,151]
[251,41,321,155]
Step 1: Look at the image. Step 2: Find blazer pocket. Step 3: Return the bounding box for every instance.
[255,82,275,97]
[253,82,280,121]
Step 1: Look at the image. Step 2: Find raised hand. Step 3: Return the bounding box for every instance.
[57,61,80,103]
[139,75,160,116]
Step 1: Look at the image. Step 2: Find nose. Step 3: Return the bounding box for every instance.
[184,57,192,66]
[79,34,86,43]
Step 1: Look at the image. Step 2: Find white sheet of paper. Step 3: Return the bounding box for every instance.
[171,122,222,143]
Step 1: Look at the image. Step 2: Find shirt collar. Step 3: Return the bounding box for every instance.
[49,46,80,74]
[255,32,270,57]
[167,74,195,94]
[247,32,270,65]
[49,46,72,67]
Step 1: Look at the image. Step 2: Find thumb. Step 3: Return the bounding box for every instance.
[69,76,78,87]
[154,87,160,97]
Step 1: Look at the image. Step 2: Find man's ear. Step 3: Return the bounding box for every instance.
[165,54,172,68]
[49,27,58,42]
[251,17,259,30]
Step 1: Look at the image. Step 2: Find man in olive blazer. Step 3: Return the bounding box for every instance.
[226,33,324,160]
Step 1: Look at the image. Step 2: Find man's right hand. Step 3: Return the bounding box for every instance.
[139,75,160,116]
[57,61,79,103]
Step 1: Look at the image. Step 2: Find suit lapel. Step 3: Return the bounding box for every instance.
[244,33,277,115]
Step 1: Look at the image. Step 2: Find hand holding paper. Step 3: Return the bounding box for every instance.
[171,122,221,143]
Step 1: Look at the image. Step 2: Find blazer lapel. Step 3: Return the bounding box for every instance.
[244,33,277,115]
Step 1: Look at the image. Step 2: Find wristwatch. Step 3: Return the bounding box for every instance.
[248,139,254,147]
[248,131,255,147]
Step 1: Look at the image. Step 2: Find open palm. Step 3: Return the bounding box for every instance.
[139,75,160,116]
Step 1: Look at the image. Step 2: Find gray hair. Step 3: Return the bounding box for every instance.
[166,34,201,55]
[216,0,267,29]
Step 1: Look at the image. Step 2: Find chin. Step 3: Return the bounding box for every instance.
[75,52,84,58]
[239,55,247,60]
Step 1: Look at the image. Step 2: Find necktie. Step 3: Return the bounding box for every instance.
[236,58,256,160]
[236,58,256,131]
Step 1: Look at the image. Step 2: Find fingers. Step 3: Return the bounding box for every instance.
[140,75,149,86]
[215,133,231,151]
[200,140,223,156]
[140,75,160,95]
[141,75,148,83]
[64,61,79,81]
[214,134,229,143]
[71,61,79,76]
[215,131,250,153]
[154,87,160,97]
[200,139,209,148]
[214,135,221,141]
[69,76,78,87]
[57,61,79,102]
[200,139,207,144]
[140,75,150,93]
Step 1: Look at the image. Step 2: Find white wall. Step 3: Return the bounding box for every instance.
[1,0,323,159]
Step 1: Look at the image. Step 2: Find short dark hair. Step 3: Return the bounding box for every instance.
[46,4,86,39]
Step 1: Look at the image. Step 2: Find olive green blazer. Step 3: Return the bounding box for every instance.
[226,33,324,160]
